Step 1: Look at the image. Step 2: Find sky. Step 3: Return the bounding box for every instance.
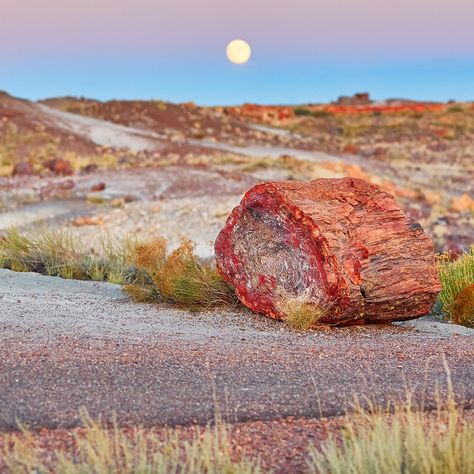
[1,0,473,104]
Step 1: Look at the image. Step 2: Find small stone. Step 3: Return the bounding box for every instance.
[91,182,106,192]
[12,162,34,176]
[72,215,104,227]
[43,158,73,176]
[82,163,98,174]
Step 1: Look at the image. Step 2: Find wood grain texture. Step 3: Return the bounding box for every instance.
[215,178,441,326]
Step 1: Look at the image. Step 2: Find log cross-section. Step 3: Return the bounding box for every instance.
[215,178,441,326]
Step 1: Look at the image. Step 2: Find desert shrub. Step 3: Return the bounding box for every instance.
[308,391,474,474]
[1,413,259,474]
[451,284,474,328]
[437,248,474,327]
[0,229,36,273]
[124,237,238,310]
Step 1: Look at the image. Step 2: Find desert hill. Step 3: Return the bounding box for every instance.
[0,91,473,253]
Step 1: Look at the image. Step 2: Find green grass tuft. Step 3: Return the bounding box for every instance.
[0,227,137,285]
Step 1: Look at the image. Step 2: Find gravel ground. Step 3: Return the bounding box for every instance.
[1,269,473,434]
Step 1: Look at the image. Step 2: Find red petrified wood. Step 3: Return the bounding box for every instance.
[215,178,441,326]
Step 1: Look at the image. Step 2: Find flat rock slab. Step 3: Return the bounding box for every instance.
[0,269,473,431]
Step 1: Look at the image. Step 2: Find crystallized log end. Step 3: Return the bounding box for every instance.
[215,178,441,326]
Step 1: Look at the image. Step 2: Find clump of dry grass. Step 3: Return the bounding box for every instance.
[124,237,238,310]
[0,227,137,284]
[0,229,237,311]
[277,295,330,330]
[308,387,474,474]
[1,413,260,474]
[437,247,474,327]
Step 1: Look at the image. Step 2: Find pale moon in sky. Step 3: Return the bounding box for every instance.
[226,39,252,64]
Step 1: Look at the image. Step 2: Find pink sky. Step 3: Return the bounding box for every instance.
[2,0,474,57]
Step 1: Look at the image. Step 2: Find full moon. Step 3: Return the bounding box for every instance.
[226,39,252,64]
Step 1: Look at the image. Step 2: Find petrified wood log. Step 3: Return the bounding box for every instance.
[215,178,441,326]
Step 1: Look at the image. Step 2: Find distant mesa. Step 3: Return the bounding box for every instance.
[334,92,372,106]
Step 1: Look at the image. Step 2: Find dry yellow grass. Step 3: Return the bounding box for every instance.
[277,295,330,330]
[124,237,238,310]
[308,388,474,474]
[1,414,260,474]
[437,247,474,327]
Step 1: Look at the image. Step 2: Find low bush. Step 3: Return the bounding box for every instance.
[294,108,332,118]
[437,247,474,327]
[124,237,238,310]
[294,107,314,117]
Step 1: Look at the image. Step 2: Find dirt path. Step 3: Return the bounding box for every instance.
[0,270,472,432]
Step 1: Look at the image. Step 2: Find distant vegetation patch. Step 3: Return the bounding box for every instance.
[294,107,333,118]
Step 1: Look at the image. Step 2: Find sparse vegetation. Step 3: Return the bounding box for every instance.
[0,228,136,284]
[277,296,329,330]
[0,229,237,311]
[1,413,260,474]
[437,247,474,327]
[308,390,474,474]
[2,391,473,473]
[124,237,238,310]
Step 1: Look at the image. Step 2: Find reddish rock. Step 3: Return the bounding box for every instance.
[342,144,359,154]
[450,193,474,213]
[82,163,99,174]
[215,178,441,326]
[12,162,34,176]
[72,215,104,227]
[91,182,106,192]
[43,158,73,176]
